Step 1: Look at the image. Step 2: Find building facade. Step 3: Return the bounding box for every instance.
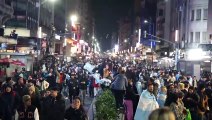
[185,0,209,48]
[0,0,14,26]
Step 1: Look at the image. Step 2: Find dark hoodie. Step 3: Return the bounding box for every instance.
[0,84,19,120]
[42,93,65,120]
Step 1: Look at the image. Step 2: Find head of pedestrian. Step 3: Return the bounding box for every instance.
[23,95,31,107]
[206,82,212,89]
[4,84,13,93]
[147,83,154,93]
[178,91,184,100]
[148,107,175,120]
[45,89,51,97]
[168,83,175,92]
[73,96,83,110]
[28,85,35,95]
[178,83,185,91]
[51,87,59,98]
[128,79,133,86]
[198,84,206,93]
[188,86,195,94]
[18,77,24,84]
[6,77,12,84]
[71,72,76,79]
[160,86,167,94]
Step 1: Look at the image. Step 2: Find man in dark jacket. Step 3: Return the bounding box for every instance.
[183,86,200,120]
[42,87,65,120]
[68,72,79,103]
[13,77,26,98]
[0,84,19,120]
[78,72,87,105]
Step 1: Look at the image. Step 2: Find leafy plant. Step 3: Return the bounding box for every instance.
[95,90,117,120]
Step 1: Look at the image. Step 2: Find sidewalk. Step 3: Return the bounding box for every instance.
[87,97,96,120]
[83,95,94,112]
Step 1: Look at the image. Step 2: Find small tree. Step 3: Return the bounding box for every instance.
[95,90,117,120]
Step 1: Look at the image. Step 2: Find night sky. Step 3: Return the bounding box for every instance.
[92,0,133,51]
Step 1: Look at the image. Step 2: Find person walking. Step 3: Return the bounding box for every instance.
[0,84,19,120]
[111,67,128,110]
[42,87,65,120]
[15,95,39,120]
[65,96,88,120]
[78,71,87,105]
[68,72,79,103]
[134,83,159,120]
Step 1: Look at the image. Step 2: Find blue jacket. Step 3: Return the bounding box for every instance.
[111,74,128,91]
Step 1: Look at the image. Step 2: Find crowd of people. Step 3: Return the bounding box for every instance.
[0,57,211,120]
[109,61,212,120]
[0,61,89,120]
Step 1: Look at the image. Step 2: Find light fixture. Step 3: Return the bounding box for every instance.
[144,20,148,23]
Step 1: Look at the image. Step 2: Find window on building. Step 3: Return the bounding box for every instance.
[203,9,208,20]
[191,10,194,21]
[195,32,200,43]
[196,9,201,20]
[190,32,193,43]
[202,32,207,43]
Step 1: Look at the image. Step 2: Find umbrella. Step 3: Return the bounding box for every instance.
[0,57,14,63]
[11,60,25,66]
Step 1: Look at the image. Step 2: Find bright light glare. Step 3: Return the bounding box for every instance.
[144,20,148,23]
[71,15,78,25]
[115,45,119,53]
[49,0,57,2]
[175,30,179,42]
[204,60,210,63]
[187,48,204,60]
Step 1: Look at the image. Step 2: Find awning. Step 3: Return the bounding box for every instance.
[0,36,17,44]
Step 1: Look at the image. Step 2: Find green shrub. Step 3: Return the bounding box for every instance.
[95,90,117,120]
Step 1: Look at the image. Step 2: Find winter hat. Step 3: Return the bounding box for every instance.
[22,95,31,103]
[6,77,12,82]
[4,84,13,90]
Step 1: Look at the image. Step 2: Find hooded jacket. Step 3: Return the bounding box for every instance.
[0,84,19,120]
[42,93,65,120]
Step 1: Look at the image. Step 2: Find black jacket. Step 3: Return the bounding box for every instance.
[13,83,26,98]
[183,92,199,111]
[0,91,19,120]
[124,84,137,100]
[42,94,65,120]
[78,74,87,90]
[65,106,87,120]
[16,104,37,120]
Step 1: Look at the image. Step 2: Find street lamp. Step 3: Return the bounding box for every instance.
[70,15,78,26]
[144,20,148,23]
